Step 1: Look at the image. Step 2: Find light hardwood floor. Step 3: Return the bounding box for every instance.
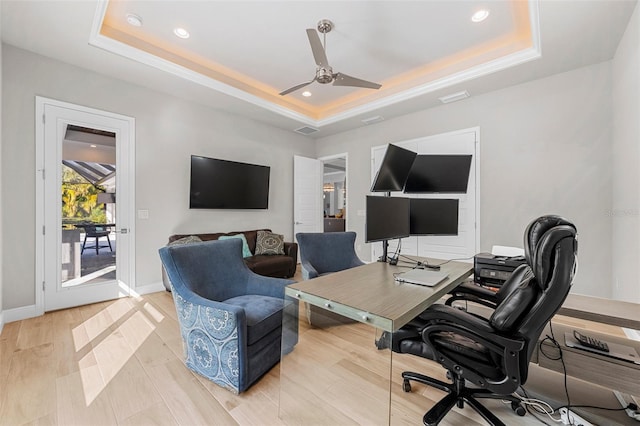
[0,277,630,426]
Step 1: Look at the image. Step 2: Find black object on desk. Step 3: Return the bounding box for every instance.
[474,252,527,288]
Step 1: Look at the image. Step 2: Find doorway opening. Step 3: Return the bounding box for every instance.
[320,154,347,233]
[35,97,135,314]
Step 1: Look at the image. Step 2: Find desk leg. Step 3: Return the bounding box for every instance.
[279,296,393,425]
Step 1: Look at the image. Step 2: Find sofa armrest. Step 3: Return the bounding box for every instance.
[284,242,298,264]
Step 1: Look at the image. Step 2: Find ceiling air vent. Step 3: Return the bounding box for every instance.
[294,126,319,135]
[361,115,385,125]
[438,90,470,104]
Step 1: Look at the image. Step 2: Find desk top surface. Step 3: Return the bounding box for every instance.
[286,259,473,331]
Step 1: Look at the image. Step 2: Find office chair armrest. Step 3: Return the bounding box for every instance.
[300,261,319,280]
[420,304,525,353]
[445,282,498,309]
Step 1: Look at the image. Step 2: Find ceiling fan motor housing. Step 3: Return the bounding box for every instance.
[316,67,334,84]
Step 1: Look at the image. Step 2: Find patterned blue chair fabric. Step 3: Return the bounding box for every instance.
[296,231,365,280]
[159,238,298,394]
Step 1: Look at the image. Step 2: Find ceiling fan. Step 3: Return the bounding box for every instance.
[279,20,382,96]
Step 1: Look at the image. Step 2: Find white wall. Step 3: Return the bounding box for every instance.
[0,10,4,331]
[316,62,613,299]
[612,3,640,303]
[1,44,315,311]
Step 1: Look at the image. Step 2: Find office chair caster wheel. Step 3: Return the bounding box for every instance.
[511,401,526,416]
[402,379,412,393]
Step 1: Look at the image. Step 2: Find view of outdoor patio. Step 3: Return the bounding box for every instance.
[61,161,116,288]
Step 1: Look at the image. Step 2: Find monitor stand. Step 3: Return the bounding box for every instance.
[377,191,392,263]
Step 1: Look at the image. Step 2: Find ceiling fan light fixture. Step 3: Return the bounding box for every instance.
[471,9,490,23]
[173,27,190,39]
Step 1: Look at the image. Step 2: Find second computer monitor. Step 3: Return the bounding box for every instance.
[410,198,459,235]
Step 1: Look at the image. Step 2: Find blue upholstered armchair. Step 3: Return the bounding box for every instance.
[159,238,297,394]
[296,232,365,326]
[296,231,365,280]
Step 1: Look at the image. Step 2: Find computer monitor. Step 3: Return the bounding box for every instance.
[365,196,410,242]
[404,155,472,193]
[410,198,459,235]
[370,144,417,192]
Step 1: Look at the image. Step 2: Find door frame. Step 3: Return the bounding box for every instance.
[34,96,136,315]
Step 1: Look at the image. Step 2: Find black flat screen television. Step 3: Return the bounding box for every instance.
[410,198,459,235]
[370,144,417,192]
[404,155,472,193]
[365,196,410,242]
[189,155,270,209]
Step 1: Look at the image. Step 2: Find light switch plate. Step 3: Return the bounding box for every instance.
[138,209,149,219]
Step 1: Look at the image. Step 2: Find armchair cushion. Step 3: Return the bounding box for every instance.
[224,294,285,346]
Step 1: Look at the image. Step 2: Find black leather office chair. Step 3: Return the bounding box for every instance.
[385,215,577,426]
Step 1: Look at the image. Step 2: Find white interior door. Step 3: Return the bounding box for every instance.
[293,155,323,242]
[371,128,479,261]
[36,97,135,312]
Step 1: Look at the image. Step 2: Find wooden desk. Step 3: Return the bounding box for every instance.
[285,260,473,332]
[533,322,640,397]
[279,260,473,425]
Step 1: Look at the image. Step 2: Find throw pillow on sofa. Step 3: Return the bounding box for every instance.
[219,234,252,258]
[255,230,285,255]
[168,235,202,246]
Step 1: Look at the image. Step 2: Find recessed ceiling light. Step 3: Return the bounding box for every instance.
[125,13,143,27]
[471,9,490,23]
[302,91,312,97]
[90,144,97,148]
[173,28,190,39]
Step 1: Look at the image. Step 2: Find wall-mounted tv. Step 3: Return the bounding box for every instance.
[410,198,459,235]
[189,155,270,209]
[370,144,417,192]
[404,155,472,193]
[365,195,410,243]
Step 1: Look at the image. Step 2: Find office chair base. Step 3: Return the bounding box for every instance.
[401,371,525,426]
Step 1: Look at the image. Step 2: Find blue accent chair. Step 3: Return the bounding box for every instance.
[296,231,365,326]
[159,238,297,394]
[296,231,365,280]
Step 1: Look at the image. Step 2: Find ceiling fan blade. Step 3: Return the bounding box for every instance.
[333,72,382,90]
[306,28,329,68]
[279,78,315,96]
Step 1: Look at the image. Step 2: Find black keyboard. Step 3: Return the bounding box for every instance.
[573,330,610,352]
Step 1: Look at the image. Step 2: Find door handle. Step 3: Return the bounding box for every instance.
[295,221,303,225]
[114,228,128,234]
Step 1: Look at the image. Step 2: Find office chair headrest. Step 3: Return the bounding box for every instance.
[525,216,577,289]
[524,215,576,266]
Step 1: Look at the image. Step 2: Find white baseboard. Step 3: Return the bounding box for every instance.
[132,282,166,297]
[0,284,165,327]
[3,304,39,323]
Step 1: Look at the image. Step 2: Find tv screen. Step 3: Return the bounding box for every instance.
[365,196,410,242]
[370,144,417,192]
[189,155,270,209]
[410,198,459,235]
[404,155,472,193]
